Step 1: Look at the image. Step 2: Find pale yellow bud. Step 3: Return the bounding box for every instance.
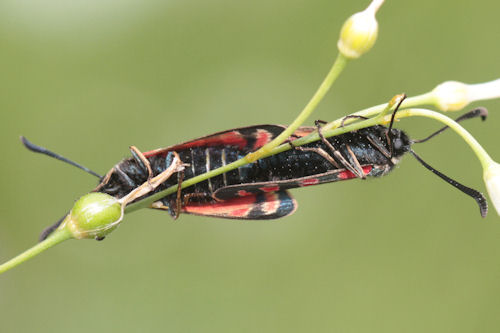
[432,81,469,111]
[337,0,383,59]
[433,79,500,111]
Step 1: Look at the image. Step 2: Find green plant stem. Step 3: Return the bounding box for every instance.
[397,108,493,168]
[0,229,72,275]
[321,92,435,131]
[245,53,348,162]
[314,108,492,168]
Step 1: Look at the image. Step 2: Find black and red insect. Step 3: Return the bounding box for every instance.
[22,107,488,241]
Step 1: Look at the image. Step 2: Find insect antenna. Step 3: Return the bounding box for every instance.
[386,94,407,134]
[412,107,488,143]
[408,108,489,217]
[386,94,407,158]
[409,150,487,217]
[21,136,102,179]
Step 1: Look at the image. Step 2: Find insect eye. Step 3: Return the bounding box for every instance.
[393,138,403,150]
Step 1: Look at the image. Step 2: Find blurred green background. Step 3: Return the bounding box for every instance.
[1,0,500,332]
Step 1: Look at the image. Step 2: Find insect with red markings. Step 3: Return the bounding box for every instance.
[22,107,488,241]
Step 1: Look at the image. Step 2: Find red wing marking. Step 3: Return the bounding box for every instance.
[252,129,273,150]
[183,195,255,217]
[236,189,253,197]
[260,185,280,192]
[261,195,280,213]
[143,125,286,158]
[182,191,297,220]
[338,165,373,180]
[300,178,319,186]
[144,131,247,157]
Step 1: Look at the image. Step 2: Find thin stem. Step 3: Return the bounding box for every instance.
[396,109,494,168]
[245,53,348,162]
[0,229,72,275]
[321,91,435,132]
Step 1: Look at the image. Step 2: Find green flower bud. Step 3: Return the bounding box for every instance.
[64,193,122,240]
[337,0,383,59]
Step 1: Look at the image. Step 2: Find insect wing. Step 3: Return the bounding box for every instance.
[213,166,375,200]
[143,125,287,158]
[178,191,297,220]
[291,126,316,138]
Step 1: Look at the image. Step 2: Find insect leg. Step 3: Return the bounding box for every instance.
[172,170,185,219]
[130,146,153,181]
[182,192,213,205]
[314,120,366,179]
[295,146,341,169]
[287,136,341,168]
[154,192,212,219]
[119,152,185,207]
[94,167,116,191]
[366,133,391,159]
[340,115,369,127]
[344,144,366,177]
[114,165,136,188]
[157,151,189,219]
[95,158,140,192]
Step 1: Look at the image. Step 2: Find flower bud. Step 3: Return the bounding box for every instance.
[483,161,500,216]
[432,81,469,111]
[432,79,500,111]
[64,193,122,240]
[337,0,383,59]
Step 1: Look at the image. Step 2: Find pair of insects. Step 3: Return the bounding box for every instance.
[23,105,488,241]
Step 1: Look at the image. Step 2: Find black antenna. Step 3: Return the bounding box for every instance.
[387,94,407,134]
[386,94,407,158]
[413,107,488,144]
[410,150,488,217]
[21,136,102,179]
[408,108,490,217]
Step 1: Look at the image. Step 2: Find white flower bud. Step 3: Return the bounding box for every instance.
[433,79,500,111]
[483,161,500,216]
[432,81,470,111]
[337,0,383,59]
